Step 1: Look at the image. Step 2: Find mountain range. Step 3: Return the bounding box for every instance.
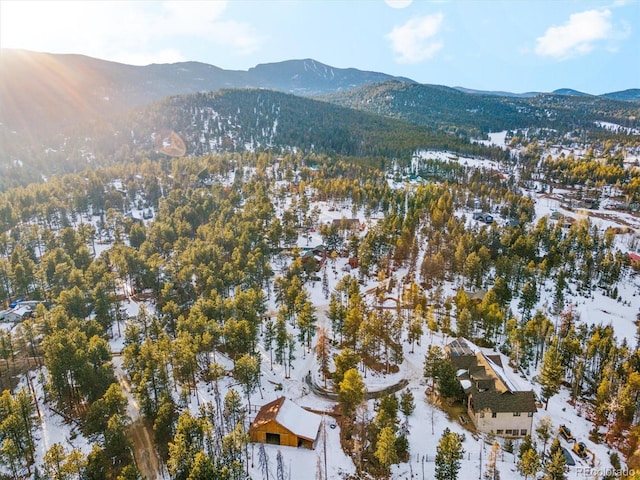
[0,49,412,134]
[0,49,638,192]
[1,49,638,136]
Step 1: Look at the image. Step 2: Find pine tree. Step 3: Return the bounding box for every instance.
[221,422,249,478]
[286,333,296,379]
[437,361,463,400]
[275,308,288,365]
[400,389,415,419]
[517,448,540,480]
[539,339,563,409]
[63,448,87,479]
[167,410,205,480]
[518,435,535,459]
[375,393,399,431]
[264,318,275,370]
[333,347,360,386]
[374,426,399,477]
[435,428,464,480]
[85,382,128,436]
[548,438,563,468]
[328,295,346,343]
[297,300,317,353]
[116,464,142,480]
[519,279,538,321]
[153,394,177,461]
[408,314,423,353]
[315,327,331,388]
[0,437,25,479]
[102,414,132,476]
[223,389,245,433]
[535,416,552,458]
[543,449,567,480]
[0,387,39,474]
[43,443,67,480]
[233,353,261,412]
[338,368,366,419]
[423,345,445,389]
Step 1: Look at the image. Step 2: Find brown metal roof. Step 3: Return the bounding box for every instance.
[251,397,286,430]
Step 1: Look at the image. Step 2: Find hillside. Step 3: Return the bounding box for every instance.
[0,88,510,191]
[2,49,638,139]
[0,49,412,134]
[322,81,640,135]
[603,88,640,102]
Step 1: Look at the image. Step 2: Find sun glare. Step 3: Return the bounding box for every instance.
[0,1,51,50]
[0,1,122,54]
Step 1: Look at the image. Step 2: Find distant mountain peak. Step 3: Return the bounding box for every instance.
[602,88,640,102]
[0,50,413,134]
[0,49,637,137]
[552,88,591,97]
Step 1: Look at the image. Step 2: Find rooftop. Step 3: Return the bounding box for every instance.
[446,337,537,414]
[251,397,322,442]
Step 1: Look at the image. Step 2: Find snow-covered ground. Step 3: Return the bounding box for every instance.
[4,156,640,480]
[472,130,509,148]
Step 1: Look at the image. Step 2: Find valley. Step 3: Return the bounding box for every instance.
[0,49,639,480]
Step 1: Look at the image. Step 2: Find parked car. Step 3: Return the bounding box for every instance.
[9,298,24,309]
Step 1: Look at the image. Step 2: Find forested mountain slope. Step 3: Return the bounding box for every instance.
[322,81,640,136]
[0,88,509,191]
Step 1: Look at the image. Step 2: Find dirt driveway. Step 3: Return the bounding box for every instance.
[115,359,165,479]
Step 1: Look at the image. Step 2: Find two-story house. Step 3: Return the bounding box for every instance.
[446,337,537,438]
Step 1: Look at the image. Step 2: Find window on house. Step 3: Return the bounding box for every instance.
[505,429,513,435]
[527,412,534,417]
[491,412,497,418]
[496,429,504,435]
[513,411,521,416]
[521,429,527,436]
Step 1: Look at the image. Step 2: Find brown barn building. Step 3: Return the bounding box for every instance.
[249,397,322,449]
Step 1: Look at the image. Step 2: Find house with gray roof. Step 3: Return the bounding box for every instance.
[446,337,537,438]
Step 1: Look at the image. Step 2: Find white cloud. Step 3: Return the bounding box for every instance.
[386,13,444,63]
[384,0,414,8]
[150,1,261,54]
[535,9,616,60]
[0,0,262,64]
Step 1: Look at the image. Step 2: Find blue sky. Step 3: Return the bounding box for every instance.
[0,0,638,94]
